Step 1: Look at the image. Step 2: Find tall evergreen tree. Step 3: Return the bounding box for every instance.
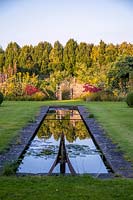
[76,42,93,67]
[41,42,52,75]
[75,43,93,81]
[118,42,133,57]
[49,40,64,72]
[18,45,34,68]
[4,42,20,68]
[33,41,52,76]
[108,56,133,92]
[0,47,5,72]
[63,39,78,76]
[34,42,45,65]
[105,43,118,63]
[98,40,106,66]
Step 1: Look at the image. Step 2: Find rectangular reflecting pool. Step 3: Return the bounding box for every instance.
[17,107,108,175]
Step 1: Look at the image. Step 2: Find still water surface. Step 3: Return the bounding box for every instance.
[17,107,108,174]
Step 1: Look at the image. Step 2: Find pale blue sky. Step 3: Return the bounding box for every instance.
[0,0,133,49]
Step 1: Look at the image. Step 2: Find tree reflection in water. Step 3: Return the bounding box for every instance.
[37,109,90,143]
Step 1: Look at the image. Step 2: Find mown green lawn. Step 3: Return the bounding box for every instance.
[0,101,45,152]
[0,100,133,200]
[0,176,133,200]
[84,101,133,161]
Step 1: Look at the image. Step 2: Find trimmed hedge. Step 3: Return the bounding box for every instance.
[126,92,133,107]
[0,92,4,105]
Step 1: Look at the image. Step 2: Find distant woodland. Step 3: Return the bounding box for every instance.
[0,39,133,100]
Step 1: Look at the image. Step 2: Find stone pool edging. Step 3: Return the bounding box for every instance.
[0,106,49,174]
[78,106,133,178]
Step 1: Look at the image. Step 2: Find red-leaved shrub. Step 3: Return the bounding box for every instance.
[83,84,101,93]
[25,85,39,96]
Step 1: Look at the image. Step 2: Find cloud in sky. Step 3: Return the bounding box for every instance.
[0,0,133,49]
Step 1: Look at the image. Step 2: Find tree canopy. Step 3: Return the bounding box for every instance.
[0,39,133,99]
